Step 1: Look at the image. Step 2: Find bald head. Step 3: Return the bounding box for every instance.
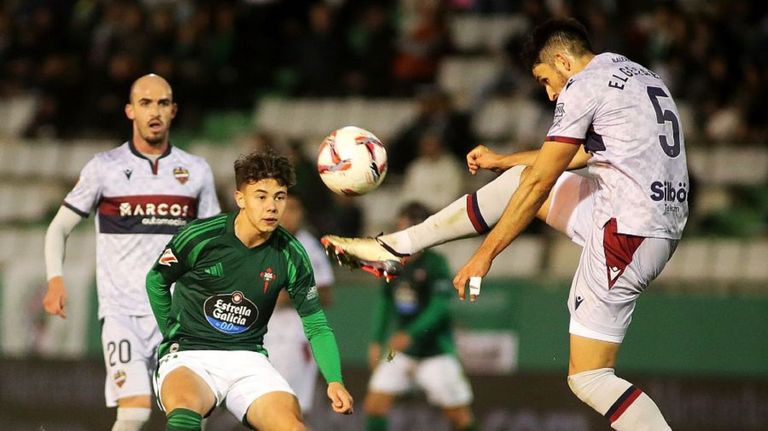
[129,74,173,103]
[125,73,177,150]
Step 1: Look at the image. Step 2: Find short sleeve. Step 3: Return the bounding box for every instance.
[545,78,598,145]
[63,157,102,217]
[197,161,221,218]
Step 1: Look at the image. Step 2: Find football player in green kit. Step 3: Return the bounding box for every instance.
[364,202,476,431]
[146,152,353,431]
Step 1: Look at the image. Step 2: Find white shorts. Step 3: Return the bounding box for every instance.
[547,172,678,343]
[264,307,318,413]
[101,314,162,407]
[368,353,473,408]
[154,350,296,422]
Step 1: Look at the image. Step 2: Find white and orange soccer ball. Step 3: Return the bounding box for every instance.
[317,126,387,196]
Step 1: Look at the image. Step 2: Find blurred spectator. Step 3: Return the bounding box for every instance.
[400,133,465,210]
[345,3,397,96]
[291,2,348,96]
[0,0,766,144]
[392,0,453,95]
[320,194,364,237]
[284,138,335,230]
[387,85,476,174]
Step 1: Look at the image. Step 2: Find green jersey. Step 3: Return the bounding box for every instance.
[146,211,343,383]
[372,250,456,358]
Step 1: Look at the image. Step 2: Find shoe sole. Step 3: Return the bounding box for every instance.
[321,238,404,282]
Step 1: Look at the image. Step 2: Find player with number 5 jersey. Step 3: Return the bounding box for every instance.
[322,18,687,431]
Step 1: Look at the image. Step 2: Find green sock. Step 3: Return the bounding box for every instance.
[366,415,388,431]
[166,408,202,431]
[459,422,478,431]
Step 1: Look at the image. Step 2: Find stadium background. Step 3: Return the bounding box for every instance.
[0,0,766,430]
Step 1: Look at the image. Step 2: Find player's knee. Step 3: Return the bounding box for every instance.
[567,368,613,404]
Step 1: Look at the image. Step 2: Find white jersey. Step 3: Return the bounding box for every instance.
[64,142,221,318]
[546,53,688,239]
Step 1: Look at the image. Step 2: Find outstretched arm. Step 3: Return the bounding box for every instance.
[467,144,590,174]
[43,206,84,318]
[454,141,581,297]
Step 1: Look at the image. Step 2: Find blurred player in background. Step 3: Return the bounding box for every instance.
[364,202,476,431]
[43,74,221,431]
[324,18,687,430]
[264,194,334,416]
[146,152,353,431]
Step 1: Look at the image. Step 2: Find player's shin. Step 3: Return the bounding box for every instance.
[166,408,202,431]
[567,368,671,431]
[380,165,524,254]
[111,407,151,431]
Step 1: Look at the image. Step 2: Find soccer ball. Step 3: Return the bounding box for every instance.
[317,126,388,196]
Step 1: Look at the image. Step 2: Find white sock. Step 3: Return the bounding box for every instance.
[568,368,671,431]
[112,407,151,431]
[382,165,525,254]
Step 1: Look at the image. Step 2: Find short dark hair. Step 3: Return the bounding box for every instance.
[521,18,593,71]
[234,151,296,190]
[398,201,432,226]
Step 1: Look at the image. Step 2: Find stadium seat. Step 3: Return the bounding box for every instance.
[438,57,500,105]
[741,241,768,283]
[709,239,745,283]
[474,98,515,140]
[450,14,528,53]
[707,147,768,186]
[0,95,37,138]
[659,239,710,283]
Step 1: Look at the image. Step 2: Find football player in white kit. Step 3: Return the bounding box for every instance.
[43,74,221,431]
[322,19,687,430]
[263,194,334,416]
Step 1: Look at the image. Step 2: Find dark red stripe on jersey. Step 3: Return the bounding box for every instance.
[603,218,645,289]
[546,135,586,145]
[63,201,90,218]
[605,386,643,423]
[98,195,198,218]
[466,192,490,234]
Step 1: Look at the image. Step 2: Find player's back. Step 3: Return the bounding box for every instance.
[551,53,688,239]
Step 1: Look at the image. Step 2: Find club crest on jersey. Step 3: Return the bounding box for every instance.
[204,291,259,334]
[260,267,276,293]
[173,166,189,184]
[113,369,127,388]
[158,248,178,266]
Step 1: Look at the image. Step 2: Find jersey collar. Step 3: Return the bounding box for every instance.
[127,140,173,175]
